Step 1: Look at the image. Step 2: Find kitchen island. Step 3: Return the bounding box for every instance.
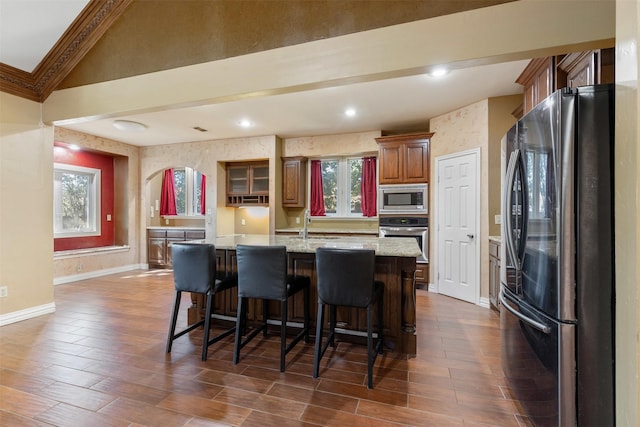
[188,234,421,355]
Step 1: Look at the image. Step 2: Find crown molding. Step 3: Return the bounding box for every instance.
[0,0,132,103]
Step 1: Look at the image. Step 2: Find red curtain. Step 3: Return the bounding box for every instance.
[160,169,177,216]
[200,174,206,215]
[310,160,326,216]
[361,156,377,217]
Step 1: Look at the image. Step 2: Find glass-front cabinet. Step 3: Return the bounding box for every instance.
[226,161,269,206]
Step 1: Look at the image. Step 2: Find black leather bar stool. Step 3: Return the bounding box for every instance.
[313,247,384,389]
[233,245,310,372]
[166,243,238,361]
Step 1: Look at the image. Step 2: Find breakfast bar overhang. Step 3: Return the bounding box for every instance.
[188,234,421,356]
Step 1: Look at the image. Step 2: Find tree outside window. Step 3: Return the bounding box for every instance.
[54,163,100,237]
[317,157,364,217]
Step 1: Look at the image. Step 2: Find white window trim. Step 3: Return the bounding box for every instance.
[309,156,375,219]
[168,167,205,218]
[53,163,101,238]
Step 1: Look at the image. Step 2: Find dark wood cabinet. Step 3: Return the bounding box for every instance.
[516,48,614,116]
[191,248,418,354]
[557,48,615,89]
[226,161,269,206]
[376,133,432,185]
[489,239,501,311]
[516,57,556,116]
[415,263,429,289]
[281,156,307,208]
[146,228,205,269]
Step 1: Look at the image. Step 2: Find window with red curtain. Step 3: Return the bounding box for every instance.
[160,169,177,215]
[309,160,326,216]
[361,156,377,217]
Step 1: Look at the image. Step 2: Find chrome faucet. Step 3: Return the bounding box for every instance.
[301,209,311,239]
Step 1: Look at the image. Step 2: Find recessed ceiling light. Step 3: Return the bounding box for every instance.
[238,119,253,128]
[429,67,449,78]
[344,108,357,117]
[113,120,147,132]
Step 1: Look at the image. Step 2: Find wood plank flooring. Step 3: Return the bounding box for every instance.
[0,269,530,426]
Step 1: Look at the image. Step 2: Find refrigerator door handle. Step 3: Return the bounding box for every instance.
[499,290,551,334]
[503,150,520,269]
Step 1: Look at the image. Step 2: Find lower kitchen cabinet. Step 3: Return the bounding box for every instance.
[489,238,501,311]
[415,263,429,289]
[147,228,205,269]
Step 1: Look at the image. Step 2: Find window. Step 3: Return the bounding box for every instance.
[171,167,204,216]
[53,163,101,237]
[314,157,364,217]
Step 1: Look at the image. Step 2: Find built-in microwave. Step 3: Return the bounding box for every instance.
[378,184,428,215]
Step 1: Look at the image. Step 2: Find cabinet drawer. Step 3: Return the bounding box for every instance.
[166,230,186,239]
[186,230,205,239]
[148,229,166,238]
[489,241,500,258]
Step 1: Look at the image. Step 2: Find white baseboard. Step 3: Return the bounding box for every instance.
[478,297,490,309]
[54,263,148,285]
[428,282,437,292]
[0,302,56,327]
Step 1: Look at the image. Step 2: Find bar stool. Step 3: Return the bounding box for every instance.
[166,243,238,361]
[233,245,310,372]
[313,247,384,389]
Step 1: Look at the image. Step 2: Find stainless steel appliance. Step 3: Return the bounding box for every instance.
[378,184,428,215]
[500,85,614,426]
[379,216,428,263]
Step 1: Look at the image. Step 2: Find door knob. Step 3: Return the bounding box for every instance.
[467,234,475,239]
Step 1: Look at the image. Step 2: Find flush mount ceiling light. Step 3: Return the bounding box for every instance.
[428,67,449,78]
[112,120,147,132]
[344,108,357,118]
[238,119,253,128]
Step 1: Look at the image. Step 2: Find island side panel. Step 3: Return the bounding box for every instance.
[191,249,416,355]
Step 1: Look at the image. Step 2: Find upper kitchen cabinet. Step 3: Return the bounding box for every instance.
[281,156,307,208]
[516,57,556,116]
[376,133,432,185]
[516,48,614,116]
[226,161,269,206]
[556,48,615,89]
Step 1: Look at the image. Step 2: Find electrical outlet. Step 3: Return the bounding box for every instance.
[0,286,8,298]
[296,217,300,224]
[76,263,83,273]
[495,214,502,225]
[241,219,246,226]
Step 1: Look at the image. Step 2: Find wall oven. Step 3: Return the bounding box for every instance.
[378,184,428,215]
[378,216,428,263]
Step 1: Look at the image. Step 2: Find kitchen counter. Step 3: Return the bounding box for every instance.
[275,228,379,236]
[189,233,420,355]
[205,234,421,258]
[489,235,501,244]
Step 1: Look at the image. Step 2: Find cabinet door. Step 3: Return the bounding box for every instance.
[148,238,166,267]
[282,157,307,207]
[378,142,403,184]
[250,164,270,194]
[404,142,430,183]
[227,165,250,194]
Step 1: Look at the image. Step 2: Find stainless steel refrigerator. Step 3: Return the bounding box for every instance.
[500,84,615,426]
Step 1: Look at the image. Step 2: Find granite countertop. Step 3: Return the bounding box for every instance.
[275,228,379,235]
[147,226,205,230]
[489,235,501,243]
[191,234,421,258]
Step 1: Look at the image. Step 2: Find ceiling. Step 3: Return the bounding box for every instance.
[0,0,527,147]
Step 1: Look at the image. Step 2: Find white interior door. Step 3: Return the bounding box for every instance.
[436,149,479,303]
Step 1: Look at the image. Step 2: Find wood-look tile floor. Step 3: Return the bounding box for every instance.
[0,269,530,426]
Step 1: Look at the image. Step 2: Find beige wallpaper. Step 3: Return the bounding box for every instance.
[430,99,490,299]
[0,93,55,316]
